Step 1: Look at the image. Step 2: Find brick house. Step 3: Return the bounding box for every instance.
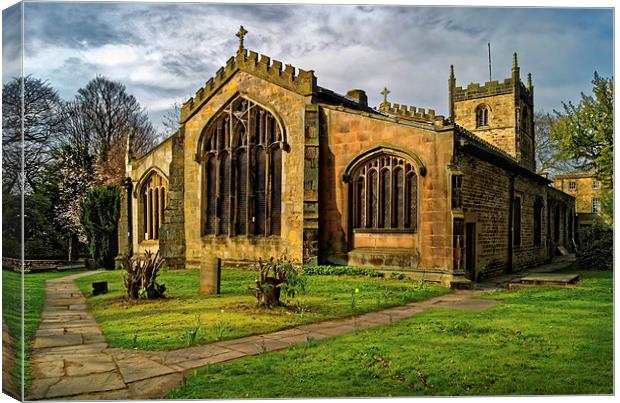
[117,29,575,287]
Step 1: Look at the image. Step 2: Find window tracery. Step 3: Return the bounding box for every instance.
[140,172,168,241]
[475,104,489,127]
[201,95,285,237]
[351,153,418,232]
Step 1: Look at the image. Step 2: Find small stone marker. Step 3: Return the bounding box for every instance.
[200,257,221,294]
[92,281,108,296]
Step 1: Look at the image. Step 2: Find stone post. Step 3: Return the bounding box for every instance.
[200,257,221,294]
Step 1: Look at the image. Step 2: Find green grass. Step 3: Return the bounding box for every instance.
[74,268,448,350]
[2,269,84,394]
[168,271,613,398]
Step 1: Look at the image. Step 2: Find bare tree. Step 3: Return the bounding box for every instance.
[73,75,158,162]
[534,110,573,177]
[53,76,158,255]
[2,75,63,192]
[160,101,182,138]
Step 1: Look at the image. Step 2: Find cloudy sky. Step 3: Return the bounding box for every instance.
[2,2,614,132]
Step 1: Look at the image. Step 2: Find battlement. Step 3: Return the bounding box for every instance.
[180,49,317,123]
[378,102,449,127]
[452,77,533,103]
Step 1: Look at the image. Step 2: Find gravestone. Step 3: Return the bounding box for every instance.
[200,257,221,294]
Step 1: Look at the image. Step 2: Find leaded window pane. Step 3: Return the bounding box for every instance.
[202,96,285,237]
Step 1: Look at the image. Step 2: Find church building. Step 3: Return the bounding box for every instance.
[117,27,575,287]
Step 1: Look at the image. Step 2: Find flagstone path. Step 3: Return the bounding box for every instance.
[27,272,499,400]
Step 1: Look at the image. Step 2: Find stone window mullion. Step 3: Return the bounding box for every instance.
[265,148,272,236]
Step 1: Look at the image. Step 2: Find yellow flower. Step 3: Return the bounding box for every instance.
[220,309,224,314]
[355,288,360,294]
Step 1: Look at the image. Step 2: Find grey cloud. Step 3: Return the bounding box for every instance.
[18,3,613,131]
[3,3,22,83]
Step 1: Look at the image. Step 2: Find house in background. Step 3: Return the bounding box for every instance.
[117,28,576,287]
[553,172,608,234]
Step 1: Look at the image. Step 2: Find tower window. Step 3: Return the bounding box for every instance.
[569,181,576,190]
[475,105,489,128]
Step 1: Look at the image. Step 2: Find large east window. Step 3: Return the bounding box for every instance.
[351,153,418,232]
[201,95,285,237]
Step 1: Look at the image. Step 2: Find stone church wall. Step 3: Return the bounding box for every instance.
[126,138,174,258]
[459,152,565,278]
[459,154,512,278]
[319,106,454,272]
[181,71,309,268]
[512,176,550,271]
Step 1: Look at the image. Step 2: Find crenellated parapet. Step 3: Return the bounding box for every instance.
[180,49,317,123]
[452,78,533,104]
[378,101,449,127]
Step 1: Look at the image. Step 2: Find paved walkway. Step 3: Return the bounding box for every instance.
[27,272,500,400]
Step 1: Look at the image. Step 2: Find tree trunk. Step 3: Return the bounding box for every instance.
[68,234,78,261]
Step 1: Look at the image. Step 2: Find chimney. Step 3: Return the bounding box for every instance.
[346,89,368,108]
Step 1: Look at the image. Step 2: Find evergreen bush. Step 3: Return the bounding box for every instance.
[79,184,120,269]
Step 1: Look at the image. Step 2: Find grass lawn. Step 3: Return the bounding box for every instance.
[2,269,83,393]
[168,271,613,398]
[74,268,449,350]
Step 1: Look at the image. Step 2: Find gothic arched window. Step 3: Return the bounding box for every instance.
[140,171,169,241]
[475,104,489,128]
[201,95,286,237]
[350,152,418,232]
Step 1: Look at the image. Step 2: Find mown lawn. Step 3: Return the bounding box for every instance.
[168,271,613,398]
[2,269,83,394]
[74,268,448,350]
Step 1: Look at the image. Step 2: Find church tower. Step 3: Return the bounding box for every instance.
[449,53,535,171]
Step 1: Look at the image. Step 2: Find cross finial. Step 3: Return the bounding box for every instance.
[381,87,390,104]
[236,25,248,51]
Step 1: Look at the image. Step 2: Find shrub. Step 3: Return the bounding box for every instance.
[254,257,306,308]
[390,271,406,280]
[577,224,613,270]
[303,265,384,278]
[120,250,166,299]
[79,184,120,269]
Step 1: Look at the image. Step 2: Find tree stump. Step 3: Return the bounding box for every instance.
[255,277,282,307]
